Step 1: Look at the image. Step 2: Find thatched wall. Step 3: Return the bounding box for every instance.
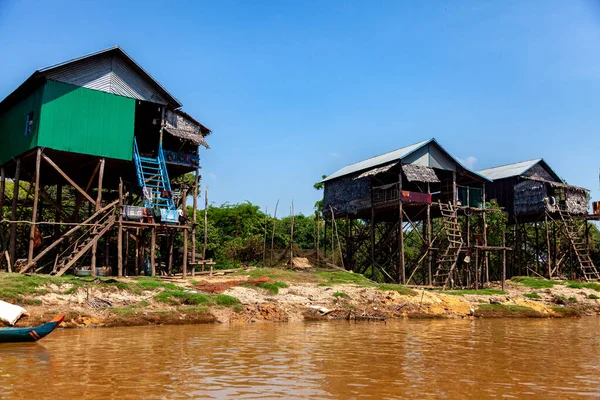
[323,174,371,215]
[514,179,589,216]
[514,180,547,215]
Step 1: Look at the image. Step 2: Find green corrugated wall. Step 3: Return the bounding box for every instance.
[0,85,43,165]
[37,80,135,160]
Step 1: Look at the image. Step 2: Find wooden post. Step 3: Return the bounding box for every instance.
[270,199,278,267]
[134,228,140,276]
[535,221,540,275]
[544,212,551,278]
[482,183,488,283]
[370,204,375,277]
[27,149,42,265]
[262,206,268,266]
[0,167,5,219]
[203,185,209,262]
[452,171,457,207]
[191,169,199,276]
[9,158,21,272]
[316,212,320,262]
[117,179,123,277]
[475,247,479,290]
[54,184,62,240]
[502,231,506,291]
[168,232,174,275]
[151,227,156,276]
[125,229,130,275]
[427,183,432,286]
[290,201,295,265]
[91,158,105,276]
[182,187,188,278]
[398,173,405,284]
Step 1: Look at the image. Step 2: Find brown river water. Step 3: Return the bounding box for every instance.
[1,319,599,399]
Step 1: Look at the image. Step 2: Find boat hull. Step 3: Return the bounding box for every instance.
[0,315,64,343]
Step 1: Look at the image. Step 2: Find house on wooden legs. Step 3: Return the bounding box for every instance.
[322,138,491,288]
[0,46,211,277]
[478,159,598,281]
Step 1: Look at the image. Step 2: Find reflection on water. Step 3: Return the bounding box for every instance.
[1,319,599,399]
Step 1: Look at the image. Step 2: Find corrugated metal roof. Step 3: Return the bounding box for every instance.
[323,138,490,182]
[477,159,542,180]
[41,46,173,106]
[323,139,431,182]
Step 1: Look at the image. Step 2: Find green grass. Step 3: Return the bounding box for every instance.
[236,268,319,283]
[445,289,507,296]
[133,277,180,291]
[316,271,374,286]
[524,292,542,299]
[511,276,560,289]
[566,281,600,292]
[475,303,542,317]
[154,290,240,307]
[478,303,535,312]
[256,281,288,295]
[179,306,209,313]
[550,306,581,317]
[377,284,417,296]
[333,292,350,299]
[111,305,141,315]
[588,294,599,300]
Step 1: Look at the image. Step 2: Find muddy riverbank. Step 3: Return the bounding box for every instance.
[2,268,600,329]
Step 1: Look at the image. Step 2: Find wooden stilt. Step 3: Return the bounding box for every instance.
[134,228,140,276]
[0,167,5,218]
[182,187,188,278]
[545,213,551,278]
[370,204,375,277]
[191,170,199,276]
[502,231,506,291]
[27,149,42,265]
[427,183,432,286]
[203,186,209,265]
[151,227,156,276]
[117,179,124,277]
[168,232,174,276]
[9,158,21,272]
[91,158,105,276]
[398,172,405,284]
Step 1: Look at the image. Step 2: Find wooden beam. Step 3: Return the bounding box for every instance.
[42,154,96,205]
[27,148,42,264]
[9,158,20,272]
[20,198,120,273]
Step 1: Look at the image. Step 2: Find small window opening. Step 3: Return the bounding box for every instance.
[24,112,34,136]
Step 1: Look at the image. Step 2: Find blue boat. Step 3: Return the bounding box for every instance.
[0,315,64,343]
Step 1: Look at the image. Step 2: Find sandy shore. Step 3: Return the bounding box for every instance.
[6,268,600,329]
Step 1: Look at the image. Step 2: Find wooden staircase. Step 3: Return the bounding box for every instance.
[53,210,116,276]
[557,208,600,281]
[433,202,463,288]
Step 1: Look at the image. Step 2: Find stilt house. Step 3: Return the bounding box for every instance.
[0,46,211,277]
[477,159,589,221]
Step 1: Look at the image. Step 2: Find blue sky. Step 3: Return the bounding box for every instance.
[1,1,600,215]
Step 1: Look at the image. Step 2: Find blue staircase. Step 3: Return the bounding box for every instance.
[133,138,176,210]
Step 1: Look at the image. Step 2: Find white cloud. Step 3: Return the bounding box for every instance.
[458,156,477,169]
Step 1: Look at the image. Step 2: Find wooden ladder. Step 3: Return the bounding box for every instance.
[557,208,600,281]
[53,211,117,276]
[433,201,463,289]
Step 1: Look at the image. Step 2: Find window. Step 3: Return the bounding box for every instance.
[24,112,34,136]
